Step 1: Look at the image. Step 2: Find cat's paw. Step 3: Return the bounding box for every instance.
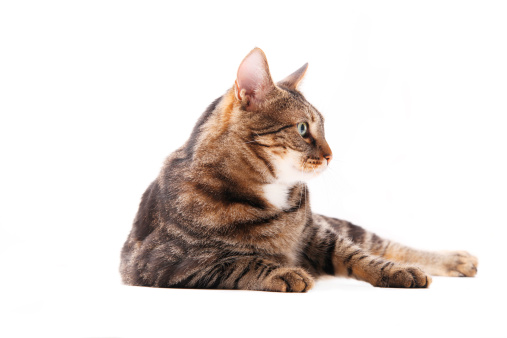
[376,264,432,288]
[263,267,314,292]
[438,251,478,277]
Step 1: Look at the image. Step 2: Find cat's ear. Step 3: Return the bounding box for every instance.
[278,63,308,90]
[235,48,275,111]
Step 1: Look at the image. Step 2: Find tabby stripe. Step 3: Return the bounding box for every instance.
[256,124,294,136]
[220,264,237,285]
[207,266,226,289]
[322,236,337,275]
[263,266,275,279]
[228,213,281,230]
[370,233,387,253]
[233,263,253,289]
[279,275,292,292]
[198,265,223,288]
[256,264,269,279]
[284,205,304,213]
[286,144,306,152]
[170,215,211,239]
[249,146,276,177]
[256,260,277,280]
[210,262,238,289]
[216,251,257,261]
[380,261,392,274]
[252,142,271,148]
[253,259,263,270]
[337,236,345,245]
[252,259,265,279]
[303,214,313,229]
[371,233,383,245]
[380,242,391,257]
[347,223,366,244]
[303,226,319,252]
[169,270,200,288]
[342,243,354,252]
[344,249,362,265]
[301,251,319,274]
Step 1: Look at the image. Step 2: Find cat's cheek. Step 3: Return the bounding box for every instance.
[270,150,316,184]
[275,151,328,183]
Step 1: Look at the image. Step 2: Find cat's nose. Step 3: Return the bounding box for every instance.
[320,139,332,164]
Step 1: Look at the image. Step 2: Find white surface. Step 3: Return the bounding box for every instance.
[5,274,505,338]
[1,1,506,337]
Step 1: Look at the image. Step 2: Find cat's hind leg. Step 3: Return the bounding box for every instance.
[315,214,478,277]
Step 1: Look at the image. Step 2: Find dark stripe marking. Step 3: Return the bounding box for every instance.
[233,263,252,289]
[322,236,337,275]
[344,249,362,265]
[256,124,294,136]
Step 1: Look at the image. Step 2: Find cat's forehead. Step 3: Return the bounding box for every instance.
[307,104,324,123]
[276,87,324,124]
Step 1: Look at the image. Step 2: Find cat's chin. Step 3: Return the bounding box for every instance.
[269,150,328,185]
[298,165,327,182]
[264,163,326,209]
[274,162,327,185]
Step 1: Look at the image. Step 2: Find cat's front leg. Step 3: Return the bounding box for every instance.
[300,227,431,288]
[383,248,478,277]
[432,251,478,277]
[261,267,314,292]
[336,247,432,288]
[181,257,314,292]
[316,214,478,278]
[229,258,314,292]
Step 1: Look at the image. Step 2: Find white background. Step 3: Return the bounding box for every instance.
[1,1,506,337]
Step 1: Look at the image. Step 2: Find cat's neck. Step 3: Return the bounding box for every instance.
[165,89,308,216]
[262,181,293,210]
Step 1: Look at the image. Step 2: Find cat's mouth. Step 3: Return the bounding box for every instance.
[271,150,328,183]
[299,161,327,176]
[300,157,327,172]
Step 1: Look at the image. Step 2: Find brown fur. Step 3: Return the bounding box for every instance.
[120,48,477,292]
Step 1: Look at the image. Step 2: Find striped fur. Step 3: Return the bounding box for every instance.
[120,48,477,292]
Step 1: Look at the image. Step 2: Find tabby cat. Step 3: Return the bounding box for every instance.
[120,48,478,292]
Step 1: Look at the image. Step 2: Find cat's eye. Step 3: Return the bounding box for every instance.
[297,122,309,137]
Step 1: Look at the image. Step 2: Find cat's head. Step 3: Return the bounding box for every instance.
[231,48,332,184]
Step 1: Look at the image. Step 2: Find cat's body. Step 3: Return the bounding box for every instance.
[120,48,477,292]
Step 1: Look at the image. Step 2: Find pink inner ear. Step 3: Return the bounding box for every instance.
[237,50,268,96]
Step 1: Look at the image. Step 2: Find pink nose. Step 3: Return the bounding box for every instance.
[324,154,332,164]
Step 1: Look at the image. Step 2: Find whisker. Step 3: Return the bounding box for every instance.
[258,160,274,179]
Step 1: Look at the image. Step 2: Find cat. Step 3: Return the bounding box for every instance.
[120,48,478,292]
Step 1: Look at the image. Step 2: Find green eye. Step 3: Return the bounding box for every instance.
[297,122,309,137]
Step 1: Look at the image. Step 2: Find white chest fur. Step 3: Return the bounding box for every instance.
[262,182,291,210]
